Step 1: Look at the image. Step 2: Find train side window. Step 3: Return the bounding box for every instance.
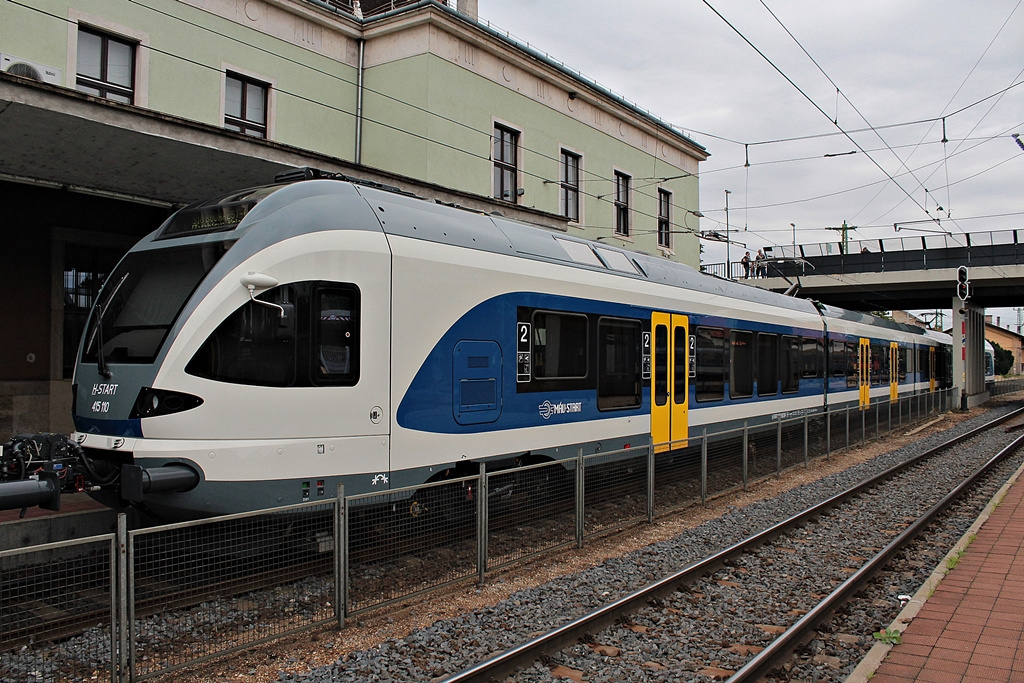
[829,340,845,377]
[781,335,800,393]
[532,311,588,379]
[801,338,823,378]
[898,346,907,383]
[730,330,753,399]
[870,343,883,385]
[654,324,669,406]
[757,333,778,396]
[315,287,359,385]
[695,326,725,402]
[919,347,930,380]
[186,285,297,387]
[846,342,859,387]
[597,317,642,410]
[674,325,687,404]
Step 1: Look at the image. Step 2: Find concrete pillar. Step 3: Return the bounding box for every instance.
[457,0,478,19]
[952,298,988,409]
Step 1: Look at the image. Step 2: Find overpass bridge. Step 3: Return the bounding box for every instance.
[702,228,1024,409]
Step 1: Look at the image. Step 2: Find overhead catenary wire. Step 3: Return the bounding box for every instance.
[4,0,1021,243]
[5,0,714,237]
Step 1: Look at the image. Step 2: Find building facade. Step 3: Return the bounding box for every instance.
[0,0,707,439]
[985,318,1024,375]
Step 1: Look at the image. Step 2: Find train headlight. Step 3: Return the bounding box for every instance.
[131,388,204,418]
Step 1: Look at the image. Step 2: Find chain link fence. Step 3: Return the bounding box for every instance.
[1,388,958,681]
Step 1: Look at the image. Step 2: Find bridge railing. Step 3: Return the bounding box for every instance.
[702,228,1024,279]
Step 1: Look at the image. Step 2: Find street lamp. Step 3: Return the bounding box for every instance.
[791,223,796,250]
[725,190,732,278]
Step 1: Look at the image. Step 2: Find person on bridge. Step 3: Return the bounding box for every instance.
[755,249,767,278]
[741,251,751,278]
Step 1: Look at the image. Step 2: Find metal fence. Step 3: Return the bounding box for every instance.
[991,377,1024,397]
[1,389,956,681]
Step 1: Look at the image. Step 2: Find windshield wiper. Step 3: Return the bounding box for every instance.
[85,272,129,379]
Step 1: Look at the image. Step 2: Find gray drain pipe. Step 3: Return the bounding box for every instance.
[355,38,365,164]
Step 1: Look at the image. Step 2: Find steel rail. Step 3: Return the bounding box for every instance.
[440,404,1024,683]
[728,429,1024,681]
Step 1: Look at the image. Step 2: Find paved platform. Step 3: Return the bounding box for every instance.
[852,461,1024,682]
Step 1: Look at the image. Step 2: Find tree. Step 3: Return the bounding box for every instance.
[991,341,1014,376]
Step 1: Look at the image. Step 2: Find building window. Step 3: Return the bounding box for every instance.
[493,124,519,203]
[76,27,135,104]
[658,188,672,248]
[614,171,630,236]
[560,149,580,222]
[63,245,124,379]
[225,73,269,138]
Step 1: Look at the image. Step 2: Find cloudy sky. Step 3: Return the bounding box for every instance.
[478,0,1024,323]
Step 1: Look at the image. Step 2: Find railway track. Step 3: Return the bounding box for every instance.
[440,405,1024,683]
[3,402,1018,682]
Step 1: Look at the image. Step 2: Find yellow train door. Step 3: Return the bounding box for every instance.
[651,312,689,452]
[859,338,871,408]
[890,342,899,401]
[929,347,936,392]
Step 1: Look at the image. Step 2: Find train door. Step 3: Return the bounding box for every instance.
[651,312,689,453]
[859,338,870,408]
[929,347,936,392]
[889,342,899,401]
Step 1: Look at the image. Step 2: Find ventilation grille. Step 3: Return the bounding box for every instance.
[1,54,63,85]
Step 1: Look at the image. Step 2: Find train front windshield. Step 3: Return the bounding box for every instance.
[82,242,229,366]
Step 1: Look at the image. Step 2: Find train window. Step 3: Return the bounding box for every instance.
[898,347,907,383]
[829,340,845,377]
[532,311,588,379]
[919,347,930,380]
[315,287,359,385]
[186,285,297,387]
[654,324,668,406]
[674,326,687,405]
[730,331,753,399]
[870,344,883,385]
[846,342,859,387]
[801,338,823,378]
[695,327,725,402]
[781,336,800,393]
[757,333,778,396]
[83,243,228,365]
[597,317,642,410]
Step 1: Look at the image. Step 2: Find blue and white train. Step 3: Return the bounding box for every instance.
[51,171,952,520]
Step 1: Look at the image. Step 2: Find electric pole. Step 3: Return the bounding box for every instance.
[826,221,855,253]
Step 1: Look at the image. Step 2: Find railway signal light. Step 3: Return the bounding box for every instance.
[956,266,969,301]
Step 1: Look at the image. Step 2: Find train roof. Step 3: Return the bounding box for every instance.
[342,180,822,317]
[816,303,931,337]
[152,173,849,322]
